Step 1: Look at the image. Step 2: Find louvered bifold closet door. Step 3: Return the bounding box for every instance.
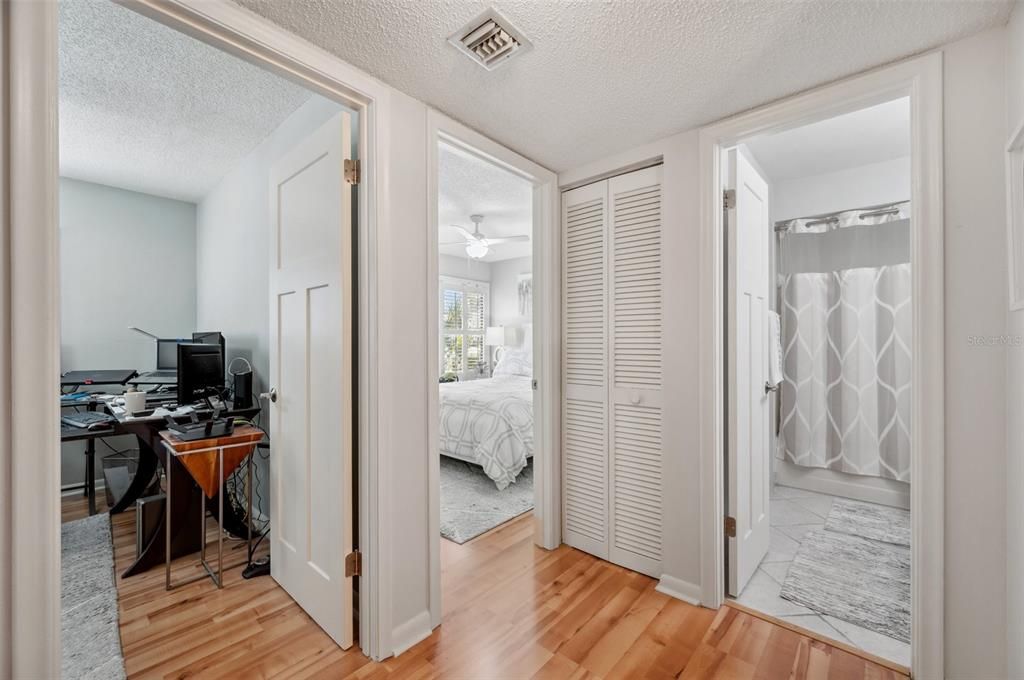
[562,180,610,559]
[608,166,663,578]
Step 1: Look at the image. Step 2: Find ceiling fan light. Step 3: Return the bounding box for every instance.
[466,240,489,259]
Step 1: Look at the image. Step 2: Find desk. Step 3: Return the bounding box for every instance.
[60,397,111,515]
[60,395,262,577]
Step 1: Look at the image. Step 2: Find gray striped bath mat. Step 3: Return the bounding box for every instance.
[824,498,910,547]
[779,528,910,642]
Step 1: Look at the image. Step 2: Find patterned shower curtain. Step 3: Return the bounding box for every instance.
[779,205,911,483]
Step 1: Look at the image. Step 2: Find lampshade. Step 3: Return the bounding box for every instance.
[485,326,505,346]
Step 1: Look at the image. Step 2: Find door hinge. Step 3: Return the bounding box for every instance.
[723,189,736,210]
[344,158,361,185]
[724,516,737,538]
[345,550,362,577]
[532,379,538,390]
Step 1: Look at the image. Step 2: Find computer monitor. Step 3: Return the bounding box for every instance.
[177,343,224,405]
[157,339,182,370]
[192,331,225,359]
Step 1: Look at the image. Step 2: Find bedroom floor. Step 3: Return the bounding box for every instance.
[440,456,534,544]
[733,484,911,667]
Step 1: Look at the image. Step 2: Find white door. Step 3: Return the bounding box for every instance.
[561,166,664,579]
[269,112,354,648]
[726,147,771,597]
[608,166,663,578]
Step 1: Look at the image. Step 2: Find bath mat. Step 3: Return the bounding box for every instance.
[780,529,910,642]
[825,498,911,547]
[441,456,533,544]
[62,513,126,680]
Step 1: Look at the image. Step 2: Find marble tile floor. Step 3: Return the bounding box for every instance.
[732,484,911,668]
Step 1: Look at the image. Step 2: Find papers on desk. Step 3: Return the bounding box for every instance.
[107,402,195,421]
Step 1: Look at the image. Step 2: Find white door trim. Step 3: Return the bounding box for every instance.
[1,2,61,676]
[18,0,398,664]
[697,52,944,678]
[425,109,561,628]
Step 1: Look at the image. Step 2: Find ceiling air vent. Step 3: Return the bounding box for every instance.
[449,8,532,71]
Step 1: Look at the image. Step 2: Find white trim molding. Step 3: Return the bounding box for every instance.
[655,575,702,606]
[1,1,62,676]
[697,51,944,678]
[425,108,561,629]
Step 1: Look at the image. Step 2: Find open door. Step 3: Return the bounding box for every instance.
[268,111,354,648]
[726,147,771,597]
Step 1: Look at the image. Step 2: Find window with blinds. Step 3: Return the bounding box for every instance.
[440,276,490,376]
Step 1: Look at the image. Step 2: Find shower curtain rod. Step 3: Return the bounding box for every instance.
[773,199,910,233]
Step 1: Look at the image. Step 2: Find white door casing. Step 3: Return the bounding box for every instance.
[269,111,354,648]
[726,147,771,597]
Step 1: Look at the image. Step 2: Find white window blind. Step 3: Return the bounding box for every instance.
[440,276,490,376]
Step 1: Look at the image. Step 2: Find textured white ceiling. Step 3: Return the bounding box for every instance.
[745,98,911,181]
[439,141,532,262]
[231,0,1010,172]
[59,0,313,202]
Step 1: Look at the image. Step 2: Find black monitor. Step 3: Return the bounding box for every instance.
[157,339,183,370]
[177,343,224,406]
[192,331,225,359]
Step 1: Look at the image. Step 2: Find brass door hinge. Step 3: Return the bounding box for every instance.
[344,158,361,185]
[724,516,736,538]
[345,550,362,577]
[723,189,736,210]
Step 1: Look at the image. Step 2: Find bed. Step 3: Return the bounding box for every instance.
[438,349,533,489]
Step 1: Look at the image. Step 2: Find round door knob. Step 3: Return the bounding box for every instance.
[630,391,641,405]
[260,388,278,403]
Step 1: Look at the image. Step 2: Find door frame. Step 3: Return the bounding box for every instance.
[425,109,561,628]
[697,52,944,677]
[9,0,398,669]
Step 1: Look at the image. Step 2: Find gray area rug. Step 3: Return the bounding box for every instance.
[780,528,910,643]
[62,514,126,680]
[825,498,911,547]
[440,456,533,544]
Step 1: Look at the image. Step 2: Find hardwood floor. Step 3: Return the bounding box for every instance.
[62,497,908,679]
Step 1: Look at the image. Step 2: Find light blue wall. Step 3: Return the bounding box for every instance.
[59,177,197,487]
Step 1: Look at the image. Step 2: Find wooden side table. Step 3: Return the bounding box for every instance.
[159,425,264,590]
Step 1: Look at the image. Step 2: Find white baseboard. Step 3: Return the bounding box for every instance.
[390,609,432,657]
[775,460,910,509]
[655,574,702,606]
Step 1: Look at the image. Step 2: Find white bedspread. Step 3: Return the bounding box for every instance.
[439,375,533,489]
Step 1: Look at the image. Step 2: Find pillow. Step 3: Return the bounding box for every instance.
[493,348,532,378]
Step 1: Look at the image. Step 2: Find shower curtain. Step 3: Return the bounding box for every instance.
[779,205,911,483]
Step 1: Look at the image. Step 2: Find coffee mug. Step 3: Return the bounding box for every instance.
[123,390,146,415]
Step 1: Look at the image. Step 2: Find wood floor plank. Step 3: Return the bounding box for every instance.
[60,496,909,679]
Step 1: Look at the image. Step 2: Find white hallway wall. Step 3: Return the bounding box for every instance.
[559,26,1008,678]
[1004,3,1024,677]
[59,177,197,488]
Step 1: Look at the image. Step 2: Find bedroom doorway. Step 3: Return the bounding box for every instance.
[435,141,535,546]
[425,110,560,631]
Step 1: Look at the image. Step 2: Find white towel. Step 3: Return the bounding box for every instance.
[768,310,783,387]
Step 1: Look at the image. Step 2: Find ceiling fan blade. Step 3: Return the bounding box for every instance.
[450,225,477,241]
[485,235,531,245]
[439,241,467,246]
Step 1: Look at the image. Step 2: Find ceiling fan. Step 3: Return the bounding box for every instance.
[443,214,529,259]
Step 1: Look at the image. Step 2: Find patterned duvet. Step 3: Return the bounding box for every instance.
[439,375,533,489]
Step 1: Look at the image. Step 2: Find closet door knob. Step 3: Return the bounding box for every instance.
[630,391,641,405]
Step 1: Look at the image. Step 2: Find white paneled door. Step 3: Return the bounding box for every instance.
[562,165,663,578]
[726,147,771,597]
[269,112,354,648]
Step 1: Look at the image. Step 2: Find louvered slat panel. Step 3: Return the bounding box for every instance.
[564,398,607,548]
[612,182,661,389]
[612,403,662,563]
[564,195,606,388]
